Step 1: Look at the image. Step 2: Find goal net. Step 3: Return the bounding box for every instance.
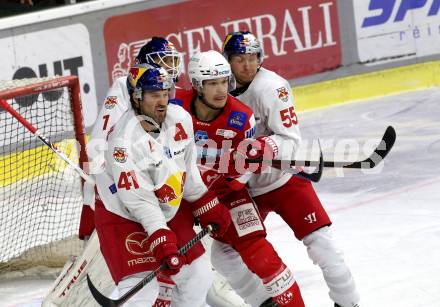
[0,76,88,275]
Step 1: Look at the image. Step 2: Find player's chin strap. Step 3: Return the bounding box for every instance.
[136,113,161,136]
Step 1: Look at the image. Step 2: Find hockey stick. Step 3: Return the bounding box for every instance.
[0,98,94,184]
[246,126,396,170]
[87,225,214,307]
[264,139,323,182]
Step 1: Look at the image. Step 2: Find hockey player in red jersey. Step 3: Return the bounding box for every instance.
[176,50,306,307]
[219,31,361,307]
[93,63,231,306]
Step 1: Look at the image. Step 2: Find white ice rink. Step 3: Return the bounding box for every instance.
[1,87,440,306]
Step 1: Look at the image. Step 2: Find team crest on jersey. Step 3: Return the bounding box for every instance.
[227,111,247,130]
[277,87,289,102]
[113,147,127,163]
[216,129,237,139]
[155,172,186,206]
[104,96,118,109]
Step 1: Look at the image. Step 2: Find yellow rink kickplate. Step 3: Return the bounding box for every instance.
[0,139,78,186]
[293,60,440,112]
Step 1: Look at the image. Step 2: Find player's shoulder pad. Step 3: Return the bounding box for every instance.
[104,76,130,109]
[167,104,193,126]
[257,68,290,89]
[256,68,293,104]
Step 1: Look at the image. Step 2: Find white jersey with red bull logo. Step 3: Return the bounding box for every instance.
[232,67,302,197]
[87,76,131,176]
[94,104,207,235]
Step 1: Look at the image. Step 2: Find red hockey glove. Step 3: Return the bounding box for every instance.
[148,229,185,276]
[191,190,231,238]
[234,136,278,173]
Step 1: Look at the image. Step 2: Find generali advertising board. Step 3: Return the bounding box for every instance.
[354,0,440,64]
[104,0,341,88]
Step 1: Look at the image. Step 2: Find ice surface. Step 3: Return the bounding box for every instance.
[1,87,439,306]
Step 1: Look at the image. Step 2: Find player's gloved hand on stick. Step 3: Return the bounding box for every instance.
[191,190,231,238]
[148,229,185,276]
[234,136,277,173]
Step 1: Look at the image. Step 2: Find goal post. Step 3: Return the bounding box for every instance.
[0,76,88,275]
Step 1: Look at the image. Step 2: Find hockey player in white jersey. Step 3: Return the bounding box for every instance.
[93,63,231,306]
[54,37,247,307]
[218,31,361,307]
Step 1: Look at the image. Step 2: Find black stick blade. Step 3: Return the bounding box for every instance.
[87,274,119,307]
[329,125,396,169]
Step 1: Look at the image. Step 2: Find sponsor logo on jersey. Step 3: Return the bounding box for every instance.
[125,232,150,256]
[104,96,118,109]
[245,126,256,138]
[127,256,156,267]
[236,207,260,230]
[227,111,247,130]
[163,146,172,158]
[276,87,289,102]
[113,147,127,163]
[195,130,209,142]
[154,172,186,206]
[230,203,264,237]
[173,148,185,156]
[216,129,237,139]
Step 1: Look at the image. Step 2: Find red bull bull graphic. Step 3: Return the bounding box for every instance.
[154,172,186,206]
[104,96,118,109]
[277,87,289,102]
[113,147,127,163]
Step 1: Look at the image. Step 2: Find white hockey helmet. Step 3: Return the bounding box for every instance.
[188,50,235,91]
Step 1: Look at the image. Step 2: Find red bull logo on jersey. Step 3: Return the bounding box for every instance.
[155,172,186,206]
[113,147,127,163]
[104,96,118,109]
[277,87,289,102]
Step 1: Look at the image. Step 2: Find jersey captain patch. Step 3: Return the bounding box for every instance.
[227,111,247,130]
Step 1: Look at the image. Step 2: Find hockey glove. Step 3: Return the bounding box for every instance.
[191,190,231,238]
[235,136,278,173]
[148,229,185,276]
